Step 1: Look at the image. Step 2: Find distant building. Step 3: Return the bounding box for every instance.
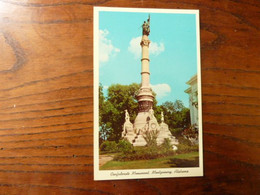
[185,74,198,127]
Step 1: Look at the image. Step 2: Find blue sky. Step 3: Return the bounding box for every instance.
[98,10,198,107]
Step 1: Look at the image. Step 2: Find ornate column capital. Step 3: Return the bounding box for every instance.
[140,39,151,47]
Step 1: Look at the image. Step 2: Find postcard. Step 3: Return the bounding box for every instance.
[94,7,203,180]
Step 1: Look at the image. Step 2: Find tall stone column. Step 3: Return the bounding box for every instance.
[136,35,154,112]
[134,16,156,132]
[141,35,150,88]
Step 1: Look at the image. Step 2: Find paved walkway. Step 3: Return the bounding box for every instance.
[99,154,114,167]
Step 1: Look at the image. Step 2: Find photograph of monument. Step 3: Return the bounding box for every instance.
[94,7,203,180]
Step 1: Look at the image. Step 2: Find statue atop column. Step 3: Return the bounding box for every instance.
[142,15,150,36]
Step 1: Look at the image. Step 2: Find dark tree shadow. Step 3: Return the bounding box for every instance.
[168,157,199,167]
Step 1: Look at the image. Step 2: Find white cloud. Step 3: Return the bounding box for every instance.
[128,36,142,59]
[150,41,165,56]
[151,83,171,99]
[99,29,120,63]
[128,36,165,59]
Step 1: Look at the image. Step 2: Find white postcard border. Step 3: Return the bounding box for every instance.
[93,6,203,181]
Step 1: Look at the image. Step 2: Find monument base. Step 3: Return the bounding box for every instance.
[157,122,179,145]
[121,109,178,148]
[132,134,147,147]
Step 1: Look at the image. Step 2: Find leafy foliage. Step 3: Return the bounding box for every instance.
[142,130,159,147]
[100,152,199,170]
[160,138,173,153]
[170,128,183,138]
[117,139,134,153]
[160,101,190,134]
[176,137,199,154]
[114,139,175,161]
[100,141,118,153]
[176,144,199,154]
[182,124,198,139]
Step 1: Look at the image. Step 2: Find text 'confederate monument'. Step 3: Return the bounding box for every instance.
[121,16,179,148]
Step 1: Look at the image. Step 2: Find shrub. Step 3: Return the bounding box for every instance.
[177,143,199,154]
[143,130,159,147]
[178,136,193,146]
[114,139,175,162]
[175,136,198,154]
[100,141,118,153]
[117,139,133,154]
[182,124,198,140]
[170,128,183,138]
[160,138,173,153]
[114,146,159,161]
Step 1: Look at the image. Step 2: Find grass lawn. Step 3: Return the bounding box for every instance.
[100,152,199,170]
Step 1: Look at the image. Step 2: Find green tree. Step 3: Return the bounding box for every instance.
[174,100,185,112]
[100,83,140,142]
[99,84,112,144]
[160,100,190,137]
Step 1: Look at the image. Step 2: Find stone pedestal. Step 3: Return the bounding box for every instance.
[122,109,178,148]
[157,122,178,145]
